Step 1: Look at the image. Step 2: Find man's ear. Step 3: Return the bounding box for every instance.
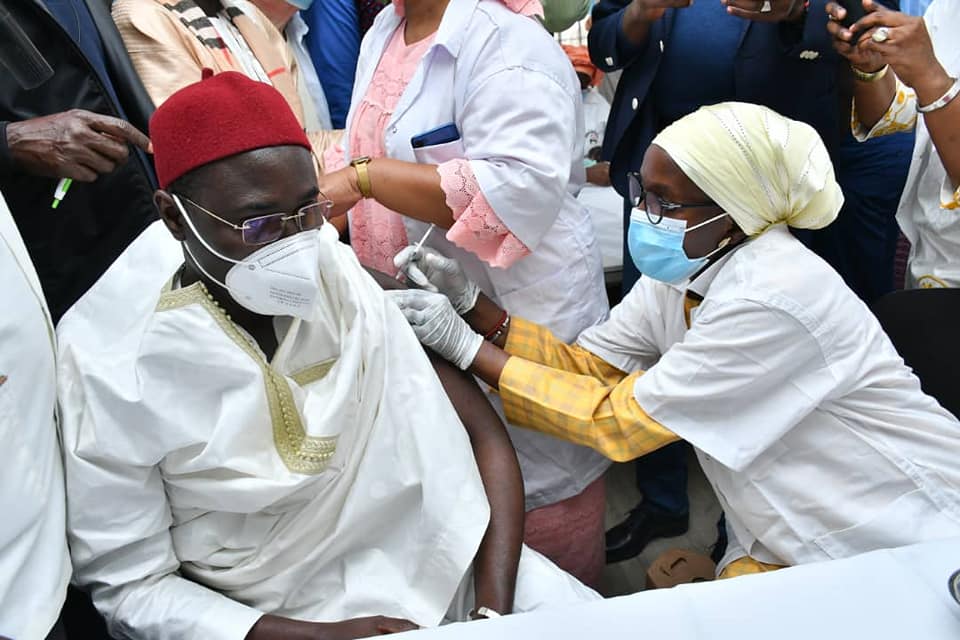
[155,190,186,241]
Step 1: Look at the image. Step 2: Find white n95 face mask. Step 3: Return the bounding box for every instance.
[174,194,324,321]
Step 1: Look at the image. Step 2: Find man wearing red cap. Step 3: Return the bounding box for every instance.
[57,71,597,639]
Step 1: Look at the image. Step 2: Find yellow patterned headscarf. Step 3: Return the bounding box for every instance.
[653,102,843,236]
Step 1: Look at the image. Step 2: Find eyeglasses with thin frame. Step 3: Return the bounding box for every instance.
[627,171,720,225]
[175,193,334,245]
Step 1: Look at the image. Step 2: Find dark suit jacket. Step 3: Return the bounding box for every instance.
[589,1,866,196]
[0,0,158,322]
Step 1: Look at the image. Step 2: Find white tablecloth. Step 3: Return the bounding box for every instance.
[403,539,960,639]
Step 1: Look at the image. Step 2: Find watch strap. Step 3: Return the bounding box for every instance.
[351,156,373,198]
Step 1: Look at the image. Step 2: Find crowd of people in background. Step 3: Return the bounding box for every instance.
[0,0,958,638]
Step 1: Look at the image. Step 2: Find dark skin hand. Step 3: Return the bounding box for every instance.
[157,145,522,633]
[826,0,960,189]
[246,615,417,640]
[6,109,152,182]
[463,144,747,388]
[586,162,611,186]
[620,0,693,46]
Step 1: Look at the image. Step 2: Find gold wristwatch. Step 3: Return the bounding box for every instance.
[350,156,373,198]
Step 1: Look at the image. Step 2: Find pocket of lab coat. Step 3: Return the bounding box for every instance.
[813,488,960,559]
[412,138,467,165]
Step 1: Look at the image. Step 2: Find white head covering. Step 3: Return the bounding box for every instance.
[653,102,844,236]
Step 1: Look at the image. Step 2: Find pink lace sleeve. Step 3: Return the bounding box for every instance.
[438,159,531,269]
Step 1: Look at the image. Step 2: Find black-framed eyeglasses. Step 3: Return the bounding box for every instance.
[175,194,334,245]
[627,171,720,225]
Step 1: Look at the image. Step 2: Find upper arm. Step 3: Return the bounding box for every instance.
[426,349,515,454]
[634,300,838,471]
[112,0,205,106]
[459,66,577,251]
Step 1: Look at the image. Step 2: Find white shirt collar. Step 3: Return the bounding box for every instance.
[286,13,309,44]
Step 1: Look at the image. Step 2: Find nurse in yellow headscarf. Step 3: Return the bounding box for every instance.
[389,102,960,579]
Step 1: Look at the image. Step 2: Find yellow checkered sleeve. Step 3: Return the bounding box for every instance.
[499,319,679,462]
[505,316,627,384]
[718,557,786,580]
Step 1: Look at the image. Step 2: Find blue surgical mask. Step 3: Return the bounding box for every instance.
[627,211,731,284]
[286,0,314,10]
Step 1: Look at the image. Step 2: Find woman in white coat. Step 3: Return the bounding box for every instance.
[317,0,610,584]
[390,102,960,577]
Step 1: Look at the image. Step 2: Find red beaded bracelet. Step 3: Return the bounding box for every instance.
[484,310,509,341]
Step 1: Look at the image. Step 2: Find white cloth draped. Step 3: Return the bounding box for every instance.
[59,221,595,639]
[0,193,70,640]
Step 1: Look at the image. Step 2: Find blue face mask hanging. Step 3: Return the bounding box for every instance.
[627,211,731,284]
[286,0,315,10]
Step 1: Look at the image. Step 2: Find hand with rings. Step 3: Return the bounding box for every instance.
[870,26,890,43]
[722,0,806,22]
[826,0,947,94]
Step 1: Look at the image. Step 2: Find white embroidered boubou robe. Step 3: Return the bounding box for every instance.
[58,222,595,639]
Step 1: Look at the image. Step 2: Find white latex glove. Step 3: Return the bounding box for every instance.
[387,289,484,370]
[393,245,480,314]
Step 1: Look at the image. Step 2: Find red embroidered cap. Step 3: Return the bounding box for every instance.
[150,69,311,188]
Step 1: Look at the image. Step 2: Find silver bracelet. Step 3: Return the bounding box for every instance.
[471,606,502,619]
[918,77,960,114]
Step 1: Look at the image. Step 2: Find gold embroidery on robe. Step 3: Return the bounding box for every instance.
[157,280,337,474]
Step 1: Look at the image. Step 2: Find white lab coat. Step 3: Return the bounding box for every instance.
[578,226,960,570]
[576,87,623,271]
[581,88,609,154]
[0,192,71,639]
[344,0,610,509]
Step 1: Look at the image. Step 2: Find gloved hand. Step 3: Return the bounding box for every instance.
[393,245,480,314]
[387,290,484,370]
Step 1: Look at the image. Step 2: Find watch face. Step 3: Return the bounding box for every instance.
[949,569,960,606]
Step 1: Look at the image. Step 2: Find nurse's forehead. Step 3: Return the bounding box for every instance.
[640,146,708,198]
